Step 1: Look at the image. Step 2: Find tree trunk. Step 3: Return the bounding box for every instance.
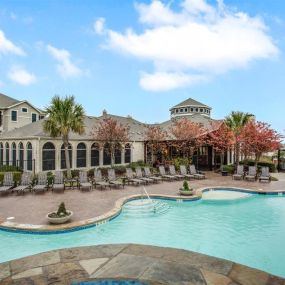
[220,152,224,171]
[235,141,240,165]
[63,137,71,179]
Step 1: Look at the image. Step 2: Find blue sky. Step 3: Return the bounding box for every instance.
[0,0,284,134]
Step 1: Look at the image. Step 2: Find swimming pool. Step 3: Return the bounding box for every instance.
[1,190,285,277]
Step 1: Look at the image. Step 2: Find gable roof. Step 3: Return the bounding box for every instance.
[0,93,20,108]
[170,98,211,110]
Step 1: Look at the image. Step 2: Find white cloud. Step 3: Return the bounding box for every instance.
[94,17,105,34]
[140,72,206,91]
[8,66,36,85]
[47,45,82,79]
[99,0,278,91]
[0,30,25,56]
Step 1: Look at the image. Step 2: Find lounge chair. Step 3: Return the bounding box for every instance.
[52,171,65,193]
[259,167,271,183]
[33,172,48,193]
[0,172,14,195]
[169,165,184,180]
[245,166,257,181]
[14,172,32,194]
[180,165,194,180]
[159,166,175,181]
[135,167,154,184]
[233,165,244,180]
[189,165,205,179]
[79,171,92,191]
[126,168,145,185]
[108,169,124,189]
[94,169,110,190]
[144,167,162,183]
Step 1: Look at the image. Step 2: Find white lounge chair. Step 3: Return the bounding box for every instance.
[33,172,48,193]
[233,165,244,180]
[108,169,124,189]
[126,168,145,185]
[144,167,162,183]
[135,167,154,183]
[0,172,14,195]
[169,165,184,180]
[52,171,65,193]
[180,165,194,180]
[159,166,175,181]
[245,166,257,181]
[14,172,32,194]
[259,167,271,183]
[189,165,205,179]
[79,171,92,191]
[94,169,110,190]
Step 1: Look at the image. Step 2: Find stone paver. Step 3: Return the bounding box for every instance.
[0,172,284,228]
[201,269,232,285]
[229,263,269,285]
[12,267,42,280]
[91,253,158,279]
[10,251,60,275]
[0,262,10,282]
[1,244,284,285]
[79,257,109,275]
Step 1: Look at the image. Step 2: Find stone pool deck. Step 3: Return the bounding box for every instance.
[0,172,285,232]
[0,244,284,285]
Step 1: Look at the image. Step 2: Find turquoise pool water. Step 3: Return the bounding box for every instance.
[1,191,285,277]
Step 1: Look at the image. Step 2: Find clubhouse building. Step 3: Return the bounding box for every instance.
[0,93,234,173]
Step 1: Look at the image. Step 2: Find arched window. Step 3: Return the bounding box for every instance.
[76,143,86,168]
[61,144,72,169]
[0,143,3,165]
[12,142,16,166]
[115,144,122,164]
[18,142,24,170]
[42,142,55,171]
[91,143,100,167]
[27,142,33,171]
[125,143,131,164]
[5,142,9,165]
[103,143,111,165]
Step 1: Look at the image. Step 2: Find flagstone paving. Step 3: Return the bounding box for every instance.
[0,172,284,228]
[0,244,284,285]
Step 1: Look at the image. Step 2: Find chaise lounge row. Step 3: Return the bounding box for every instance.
[233,165,271,182]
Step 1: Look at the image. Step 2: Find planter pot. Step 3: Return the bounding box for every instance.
[179,190,193,196]
[46,211,73,224]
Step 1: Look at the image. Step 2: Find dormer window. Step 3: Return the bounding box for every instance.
[175,109,178,113]
[184,108,188,112]
[200,108,203,112]
[195,108,198,112]
[190,108,193,112]
[180,108,183,112]
[22,108,28,113]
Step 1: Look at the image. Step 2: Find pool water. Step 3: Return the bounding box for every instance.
[72,281,149,285]
[1,192,285,277]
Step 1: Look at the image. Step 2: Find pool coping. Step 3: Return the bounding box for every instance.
[0,244,284,284]
[0,187,285,234]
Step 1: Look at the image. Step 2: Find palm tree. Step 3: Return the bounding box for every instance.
[225,111,253,164]
[43,96,85,178]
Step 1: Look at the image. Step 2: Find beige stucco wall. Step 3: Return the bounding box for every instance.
[3,102,41,132]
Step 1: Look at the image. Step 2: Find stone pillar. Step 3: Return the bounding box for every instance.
[99,147,103,167]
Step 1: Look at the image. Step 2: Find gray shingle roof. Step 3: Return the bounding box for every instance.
[170,98,210,110]
[0,112,221,142]
[0,93,20,108]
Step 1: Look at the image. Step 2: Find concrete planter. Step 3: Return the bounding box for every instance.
[47,211,73,224]
[179,189,193,196]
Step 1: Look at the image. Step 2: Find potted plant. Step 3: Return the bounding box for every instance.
[47,202,73,224]
[179,181,193,196]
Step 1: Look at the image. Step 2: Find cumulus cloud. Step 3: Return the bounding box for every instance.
[47,45,82,79]
[94,17,106,34]
[8,66,36,85]
[140,72,205,91]
[99,0,278,91]
[0,30,25,56]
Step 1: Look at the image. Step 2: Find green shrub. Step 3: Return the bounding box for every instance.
[128,160,148,170]
[222,164,235,174]
[173,157,191,171]
[0,165,23,172]
[0,171,24,186]
[239,159,276,172]
[183,180,190,191]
